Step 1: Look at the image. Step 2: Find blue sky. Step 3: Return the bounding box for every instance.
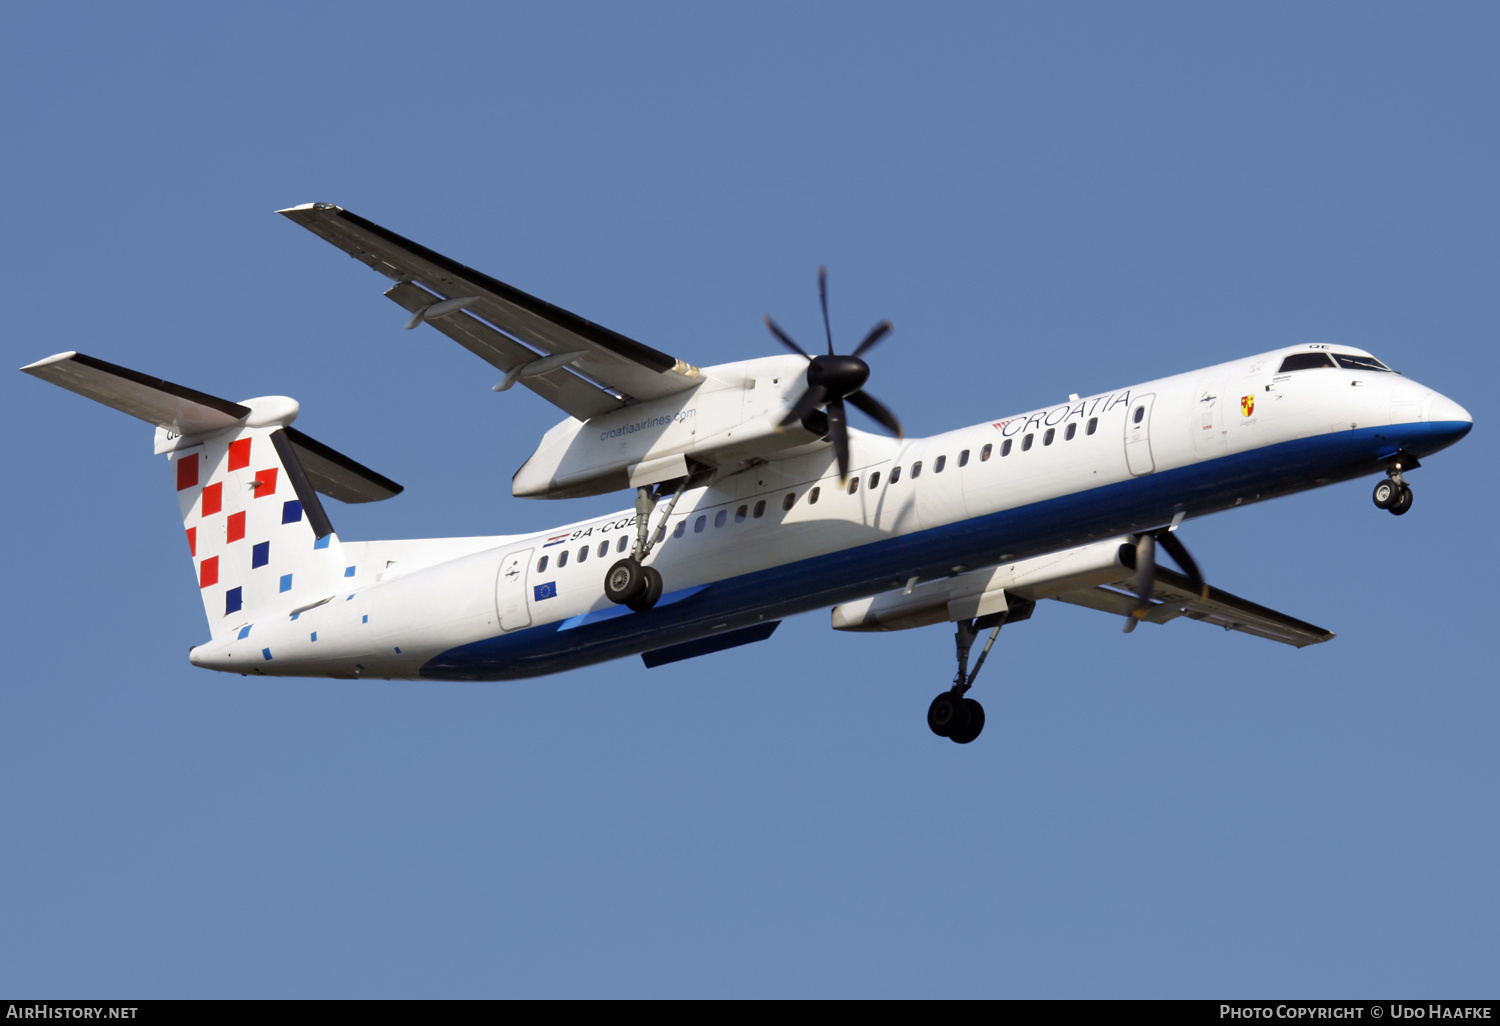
[2,2,1495,998]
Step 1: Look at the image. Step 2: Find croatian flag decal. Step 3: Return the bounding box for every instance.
[543,534,570,548]
[533,581,557,601]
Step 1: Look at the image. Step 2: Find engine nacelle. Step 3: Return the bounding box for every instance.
[831,538,1136,631]
[513,355,825,499]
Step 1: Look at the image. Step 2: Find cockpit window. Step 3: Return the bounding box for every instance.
[1332,353,1392,372]
[1278,352,1336,372]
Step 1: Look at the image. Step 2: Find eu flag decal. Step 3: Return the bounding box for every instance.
[533,581,557,601]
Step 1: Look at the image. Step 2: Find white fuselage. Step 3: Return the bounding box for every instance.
[188,344,1470,681]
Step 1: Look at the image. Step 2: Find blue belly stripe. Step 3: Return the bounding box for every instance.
[420,421,1470,682]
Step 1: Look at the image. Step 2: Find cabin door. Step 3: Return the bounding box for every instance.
[496,548,534,631]
[1192,374,1230,460]
[1124,393,1157,476]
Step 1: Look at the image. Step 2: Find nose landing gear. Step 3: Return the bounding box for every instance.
[1372,458,1416,516]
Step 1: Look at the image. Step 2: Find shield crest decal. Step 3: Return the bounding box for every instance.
[1241,394,1255,417]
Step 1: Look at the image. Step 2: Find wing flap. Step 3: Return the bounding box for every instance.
[279,203,703,406]
[1051,563,1334,648]
[383,282,622,422]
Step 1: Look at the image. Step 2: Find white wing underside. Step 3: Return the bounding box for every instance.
[279,203,703,422]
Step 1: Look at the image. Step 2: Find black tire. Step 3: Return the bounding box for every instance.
[927,692,967,738]
[1372,479,1400,509]
[1390,485,1414,516]
[950,698,986,745]
[605,558,646,605]
[627,565,663,612]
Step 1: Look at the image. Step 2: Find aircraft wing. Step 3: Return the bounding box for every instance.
[1039,563,1335,648]
[834,538,1334,648]
[278,204,703,421]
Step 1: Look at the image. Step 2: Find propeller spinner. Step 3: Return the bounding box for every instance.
[764,267,902,482]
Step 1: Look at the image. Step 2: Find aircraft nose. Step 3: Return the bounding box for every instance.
[1426,393,1473,447]
[1429,393,1471,426]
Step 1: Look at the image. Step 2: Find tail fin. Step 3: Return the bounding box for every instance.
[21,352,402,637]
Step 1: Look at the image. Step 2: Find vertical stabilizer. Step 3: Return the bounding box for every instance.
[174,417,351,636]
[21,352,402,639]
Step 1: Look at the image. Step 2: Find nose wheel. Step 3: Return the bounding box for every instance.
[1372,471,1414,516]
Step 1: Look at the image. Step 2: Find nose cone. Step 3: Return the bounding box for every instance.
[1426,393,1473,449]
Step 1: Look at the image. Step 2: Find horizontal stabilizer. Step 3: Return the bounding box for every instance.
[21,351,402,504]
[642,621,780,668]
[282,427,402,504]
[21,351,249,436]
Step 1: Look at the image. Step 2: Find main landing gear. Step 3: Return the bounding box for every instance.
[927,612,1001,745]
[1372,459,1416,517]
[604,480,687,612]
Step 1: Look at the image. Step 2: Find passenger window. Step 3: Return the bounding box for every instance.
[959,449,970,467]
[1022,433,1034,451]
[735,505,748,523]
[578,545,588,563]
[847,477,859,495]
[1065,423,1076,441]
[783,492,796,511]
[558,549,569,568]
[1001,439,1012,457]
[537,555,549,573]
[1044,428,1055,446]
[809,486,821,504]
[1087,417,1098,435]
[911,461,923,479]
[868,471,880,489]
[935,455,946,473]
[980,443,992,462]
[597,540,609,558]
[618,535,628,552]
[694,515,706,534]
[1133,406,1145,425]
[753,499,766,518]
[715,509,727,528]
[1278,352,1337,373]
[890,466,902,484]
[674,521,686,538]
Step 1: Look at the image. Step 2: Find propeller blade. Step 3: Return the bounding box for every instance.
[765,315,810,360]
[1124,533,1156,633]
[1157,530,1207,599]
[852,320,893,359]
[818,266,834,356]
[847,389,903,438]
[778,384,829,432]
[827,396,850,482]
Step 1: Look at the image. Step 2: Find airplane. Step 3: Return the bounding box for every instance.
[20,203,1473,745]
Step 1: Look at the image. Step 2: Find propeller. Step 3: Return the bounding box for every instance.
[765,267,902,482]
[1122,526,1207,633]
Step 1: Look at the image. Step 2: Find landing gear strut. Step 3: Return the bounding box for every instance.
[927,612,1005,745]
[1372,463,1414,517]
[925,595,1037,744]
[604,479,687,611]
